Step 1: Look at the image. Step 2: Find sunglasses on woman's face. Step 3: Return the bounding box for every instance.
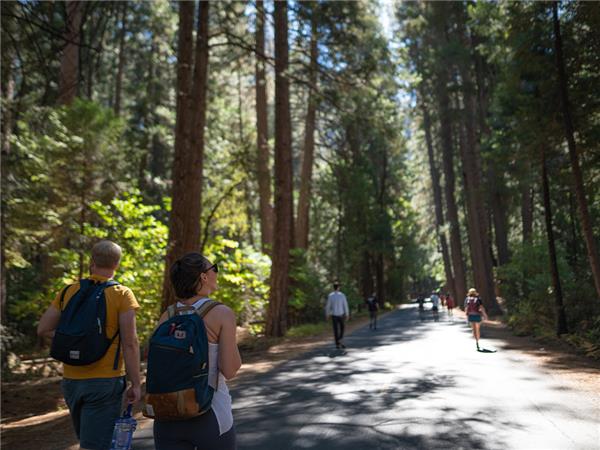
[205,263,218,273]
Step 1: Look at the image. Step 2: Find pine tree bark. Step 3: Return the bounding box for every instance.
[295,13,318,250]
[266,0,293,337]
[376,253,385,308]
[457,82,500,314]
[489,166,510,266]
[57,1,83,105]
[452,10,500,314]
[473,43,510,268]
[0,54,15,322]
[540,145,568,335]
[420,97,455,300]
[255,0,274,254]
[437,76,466,301]
[114,1,128,116]
[521,182,533,244]
[362,251,374,300]
[162,0,198,310]
[552,2,600,301]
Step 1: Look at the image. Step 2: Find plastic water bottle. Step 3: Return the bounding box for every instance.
[110,404,137,450]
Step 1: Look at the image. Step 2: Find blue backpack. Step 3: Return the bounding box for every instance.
[50,279,121,367]
[144,300,220,421]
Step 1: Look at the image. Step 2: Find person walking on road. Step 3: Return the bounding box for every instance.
[446,293,455,319]
[152,253,242,450]
[417,294,426,321]
[366,292,379,330]
[37,240,141,450]
[430,291,440,322]
[464,288,489,350]
[326,282,350,349]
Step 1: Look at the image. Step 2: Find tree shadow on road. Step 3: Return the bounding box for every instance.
[482,321,600,376]
[232,307,523,450]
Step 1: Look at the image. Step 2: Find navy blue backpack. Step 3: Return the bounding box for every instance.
[144,300,220,421]
[50,279,120,367]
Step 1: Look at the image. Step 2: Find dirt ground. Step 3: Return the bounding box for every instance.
[2,309,599,450]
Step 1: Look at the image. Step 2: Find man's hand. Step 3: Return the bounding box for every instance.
[126,384,141,404]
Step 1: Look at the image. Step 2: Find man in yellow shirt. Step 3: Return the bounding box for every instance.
[38,240,141,450]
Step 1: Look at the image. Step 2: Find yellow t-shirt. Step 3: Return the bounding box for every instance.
[51,274,139,379]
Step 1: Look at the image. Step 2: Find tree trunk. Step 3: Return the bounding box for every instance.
[450,7,500,314]
[266,1,293,337]
[0,56,15,323]
[161,0,196,310]
[568,190,579,271]
[114,1,128,116]
[540,145,568,335]
[456,76,500,315]
[521,181,533,244]
[233,61,255,248]
[295,13,318,250]
[255,0,274,255]
[421,97,455,301]
[437,76,467,301]
[376,253,385,308]
[57,1,83,105]
[552,2,600,301]
[489,167,510,266]
[188,0,210,201]
[361,251,374,300]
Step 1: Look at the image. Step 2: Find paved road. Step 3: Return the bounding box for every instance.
[134,305,599,449]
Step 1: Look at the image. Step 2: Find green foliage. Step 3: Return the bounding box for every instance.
[499,237,598,339]
[203,237,270,326]
[85,192,168,341]
[286,321,328,339]
[5,100,130,335]
[289,249,328,325]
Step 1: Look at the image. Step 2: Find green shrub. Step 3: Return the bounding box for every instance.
[202,237,270,326]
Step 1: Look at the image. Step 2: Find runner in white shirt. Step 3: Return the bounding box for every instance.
[325,282,350,349]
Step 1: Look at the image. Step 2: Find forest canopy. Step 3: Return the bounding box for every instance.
[1,1,599,356]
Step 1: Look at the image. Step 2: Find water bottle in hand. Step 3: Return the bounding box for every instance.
[110,404,137,450]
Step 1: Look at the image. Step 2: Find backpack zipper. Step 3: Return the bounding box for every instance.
[153,343,194,354]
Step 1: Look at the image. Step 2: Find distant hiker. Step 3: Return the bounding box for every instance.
[150,253,241,450]
[417,294,425,321]
[464,288,489,350]
[37,240,141,450]
[326,282,350,349]
[430,291,440,322]
[366,292,379,330]
[446,293,455,318]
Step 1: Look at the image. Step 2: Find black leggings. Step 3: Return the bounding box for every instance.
[153,409,236,450]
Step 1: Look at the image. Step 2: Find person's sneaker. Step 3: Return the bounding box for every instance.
[339,342,346,349]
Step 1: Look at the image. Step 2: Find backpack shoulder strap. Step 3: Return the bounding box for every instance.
[196,300,220,319]
[95,279,121,370]
[58,284,73,311]
[167,304,177,319]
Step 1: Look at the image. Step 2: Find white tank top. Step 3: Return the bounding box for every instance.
[176,298,233,435]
